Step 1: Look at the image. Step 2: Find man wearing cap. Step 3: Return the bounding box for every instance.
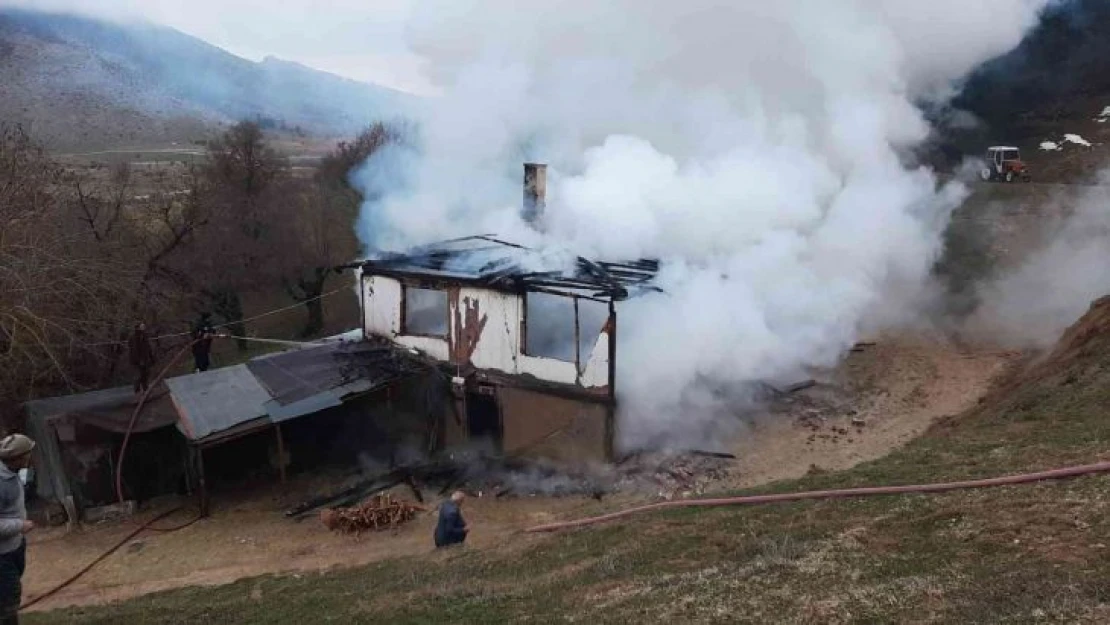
[0,434,34,624]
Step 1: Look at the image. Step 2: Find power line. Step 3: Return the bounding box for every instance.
[42,288,348,349]
[212,288,347,332]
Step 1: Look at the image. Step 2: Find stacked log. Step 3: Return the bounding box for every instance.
[320,494,424,534]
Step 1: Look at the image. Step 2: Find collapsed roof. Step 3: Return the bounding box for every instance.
[348,235,661,301]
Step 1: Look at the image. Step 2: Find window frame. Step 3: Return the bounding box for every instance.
[521,290,614,372]
[400,284,450,339]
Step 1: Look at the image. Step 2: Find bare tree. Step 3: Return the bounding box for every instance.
[273,179,359,336]
[193,121,290,349]
[0,125,142,425]
[315,121,405,203]
[271,122,405,336]
[72,163,130,243]
[0,118,407,424]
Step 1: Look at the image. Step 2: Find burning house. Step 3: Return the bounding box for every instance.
[20,165,660,523]
[349,164,660,463]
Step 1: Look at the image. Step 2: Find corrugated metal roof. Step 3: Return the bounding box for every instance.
[25,340,426,448]
[248,342,418,422]
[162,342,427,439]
[164,365,272,441]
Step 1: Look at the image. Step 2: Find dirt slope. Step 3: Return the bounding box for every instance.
[729,335,1017,488]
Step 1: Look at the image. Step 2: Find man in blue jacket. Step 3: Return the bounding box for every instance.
[0,434,35,625]
[434,490,468,548]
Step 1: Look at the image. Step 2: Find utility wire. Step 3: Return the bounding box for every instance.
[39,288,347,348]
[15,294,357,612]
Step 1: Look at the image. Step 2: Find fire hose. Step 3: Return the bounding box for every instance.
[26,329,327,610]
[115,338,201,505]
[20,339,207,612]
[524,460,1110,533]
[19,507,196,611]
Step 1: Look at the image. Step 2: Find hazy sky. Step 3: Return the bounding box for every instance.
[1,0,438,94]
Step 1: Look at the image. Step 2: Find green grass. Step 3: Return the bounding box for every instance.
[28,326,1110,624]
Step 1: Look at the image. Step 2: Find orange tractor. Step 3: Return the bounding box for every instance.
[979,146,1030,182]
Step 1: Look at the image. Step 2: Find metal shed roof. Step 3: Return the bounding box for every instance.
[247,341,427,423]
[24,384,178,433]
[164,365,272,441]
[22,383,180,505]
[163,341,429,441]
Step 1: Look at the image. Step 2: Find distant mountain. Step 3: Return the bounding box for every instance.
[953,0,1110,135]
[917,0,1110,182]
[0,8,416,151]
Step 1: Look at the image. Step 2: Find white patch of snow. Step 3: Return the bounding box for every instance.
[1040,141,1061,151]
[1100,105,1110,118]
[1064,133,1092,147]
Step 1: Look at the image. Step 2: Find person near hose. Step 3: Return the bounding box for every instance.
[0,435,35,625]
[191,313,216,372]
[128,321,155,394]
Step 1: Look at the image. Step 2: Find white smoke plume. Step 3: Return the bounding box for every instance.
[354,0,1050,450]
[967,174,1110,349]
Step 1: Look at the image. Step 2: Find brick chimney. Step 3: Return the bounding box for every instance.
[522,162,547,226]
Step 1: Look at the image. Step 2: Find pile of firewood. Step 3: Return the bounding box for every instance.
[319,494,424,534]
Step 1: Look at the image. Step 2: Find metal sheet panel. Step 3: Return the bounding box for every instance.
[247,342,409,406]
[264,393,342,423]
[164,365,272,441]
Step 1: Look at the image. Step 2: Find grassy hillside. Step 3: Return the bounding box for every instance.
[0,9,415,151]
[27,298,1110,623]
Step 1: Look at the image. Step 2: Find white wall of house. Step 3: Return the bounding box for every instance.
[361,275,610,388]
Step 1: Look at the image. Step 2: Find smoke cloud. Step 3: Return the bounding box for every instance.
[966,174,1110,349]
[354,0,1050,450]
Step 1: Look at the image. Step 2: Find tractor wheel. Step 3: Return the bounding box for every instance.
[980,168,992,182]
[1005,171,1014,183]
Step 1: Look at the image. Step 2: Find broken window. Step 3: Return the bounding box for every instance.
[402,286,448,337]
[576,299,609,369]
[524,292,609,370]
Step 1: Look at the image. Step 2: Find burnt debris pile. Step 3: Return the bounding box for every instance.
[614,450,734,498]
[285,452,608,519]
[286,448,741,520]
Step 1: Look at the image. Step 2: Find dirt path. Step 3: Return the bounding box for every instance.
[22,335,1017,614]
[22,484,619,613]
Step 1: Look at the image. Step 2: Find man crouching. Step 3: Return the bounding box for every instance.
[434,490,468,548]
[0,435,34,625]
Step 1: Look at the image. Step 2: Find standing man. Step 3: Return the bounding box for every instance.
[0,434,35,625]
[191,313,216,373]
[433,490,469,548]
[128,322,155,394]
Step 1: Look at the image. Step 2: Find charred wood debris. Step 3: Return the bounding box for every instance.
[287,347,890,528]
[286,449,741,524]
